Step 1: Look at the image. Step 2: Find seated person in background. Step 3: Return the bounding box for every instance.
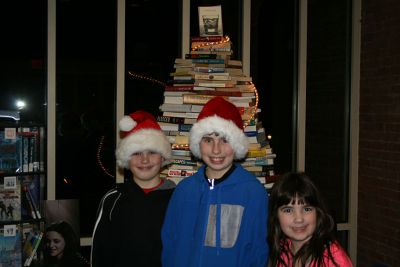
[41,220,87,267]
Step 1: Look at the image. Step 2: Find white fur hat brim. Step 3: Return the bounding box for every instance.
[189,115,248,160]
[115,128,172,168]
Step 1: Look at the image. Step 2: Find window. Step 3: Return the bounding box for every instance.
[305,0,352,248]
[124,0,181,115]
[55,0,117,236]
[0,1,47,124]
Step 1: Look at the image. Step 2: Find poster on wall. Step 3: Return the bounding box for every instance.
[42,199,80,238]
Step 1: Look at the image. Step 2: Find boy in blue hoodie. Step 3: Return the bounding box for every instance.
[162,97,269,267]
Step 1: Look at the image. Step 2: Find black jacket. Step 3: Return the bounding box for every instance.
[91,178,175,267]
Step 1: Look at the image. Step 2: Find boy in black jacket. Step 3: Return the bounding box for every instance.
[91,110,175,267]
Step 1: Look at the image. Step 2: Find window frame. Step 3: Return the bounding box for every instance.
[45,0,359,262]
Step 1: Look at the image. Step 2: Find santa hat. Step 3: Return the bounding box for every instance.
[189,97,248,160]
[115,110,172,168]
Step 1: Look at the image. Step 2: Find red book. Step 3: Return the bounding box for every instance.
[164,85,194,91]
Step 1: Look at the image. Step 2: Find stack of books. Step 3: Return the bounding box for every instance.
[241,120,277,190]
[159,36,277,189]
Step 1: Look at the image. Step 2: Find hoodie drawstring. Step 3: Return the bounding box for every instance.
[216,189,221,255]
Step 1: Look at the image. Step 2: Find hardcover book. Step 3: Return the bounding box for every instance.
[191,36,225,42]
[159,123,192,132]
[167,169,196,177]
[192,58,225,64]
[0,128,22,173]
[185,53,217,59]
[21,174,43,220]
[22,230,43,266]
[159,103,192,113]
[164,85,194,92]
[0,224,22,267]
[156,115,186,124]
[194,73,231,81]
[0,176,21,222]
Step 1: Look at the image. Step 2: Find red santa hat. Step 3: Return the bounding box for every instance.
[115,110,171,168]
[189,97,249,159]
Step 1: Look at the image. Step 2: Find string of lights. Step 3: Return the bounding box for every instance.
[98,66,260,177]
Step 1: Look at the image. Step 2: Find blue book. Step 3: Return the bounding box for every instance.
[0,130,22,173]
[0,226,22,267]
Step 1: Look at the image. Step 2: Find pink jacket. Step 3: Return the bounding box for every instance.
[276,240,353,267]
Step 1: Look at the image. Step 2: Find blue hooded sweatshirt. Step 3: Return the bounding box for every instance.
[162,164,269,267]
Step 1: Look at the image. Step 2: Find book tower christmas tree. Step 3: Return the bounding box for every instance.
[159,35,277,190]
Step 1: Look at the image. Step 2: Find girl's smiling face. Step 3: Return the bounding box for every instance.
[46,230,66,259]
[277,197,317,253]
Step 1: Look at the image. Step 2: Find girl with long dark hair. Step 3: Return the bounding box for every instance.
[41,221,87,267]
[268,172,353,267]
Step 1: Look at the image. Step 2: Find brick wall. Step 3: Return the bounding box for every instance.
[358,0,400,266]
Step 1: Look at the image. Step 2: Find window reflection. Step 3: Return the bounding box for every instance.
[305,0,351,223]
[125,0,181,115]
[0,1,47,124]
[56,0,117,236]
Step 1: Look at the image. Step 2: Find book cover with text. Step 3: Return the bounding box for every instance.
[0,176,22,222]
[0,128,22,173]
[0,225,22,267]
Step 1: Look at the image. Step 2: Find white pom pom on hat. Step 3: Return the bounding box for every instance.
[115,110,172,168]
[119,115,137,132]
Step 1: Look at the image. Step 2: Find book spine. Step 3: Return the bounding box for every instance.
[22,135,29,172]
[171,150,192,156]
[39,127,45,172]
[182,94,216,105]
[193,90,243,97]
[170,159,198,166]
[192,66,225,73]
[23,186,37,219]
[192,58,225,64]
[195,74,231,81]
[173,75,194,81]
[164,85,194,91]
[190,50,232,56]
[167,169,196,177]
[196,47,231,52]
[24,232,43,266]
[191,36,225,42]
[28,136,35,172]
[178,124,192,132]
[159,103,192,112]
[196,82,234,88]
[246,150,267,157]
[25,186,41,219]
[185,53,217,59]
[168,79,195,85]
[156,116,186,124]
[253,171,268,177]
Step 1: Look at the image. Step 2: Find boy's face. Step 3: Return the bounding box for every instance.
[199,133,234,179]
[129,150,163,186]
